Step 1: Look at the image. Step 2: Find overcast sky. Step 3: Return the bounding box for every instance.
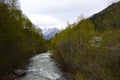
[19,0,116,30]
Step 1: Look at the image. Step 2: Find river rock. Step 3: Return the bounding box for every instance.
[14,69,26,77]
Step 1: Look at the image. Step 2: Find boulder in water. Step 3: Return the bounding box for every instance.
[14,69,26,77]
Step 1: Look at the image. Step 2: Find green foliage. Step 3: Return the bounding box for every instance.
[51,19,96,79]
[90,1,120,31]
[0,2,47,76]
[50,1,120,80]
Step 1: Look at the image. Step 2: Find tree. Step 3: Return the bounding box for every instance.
[0,1,47,76]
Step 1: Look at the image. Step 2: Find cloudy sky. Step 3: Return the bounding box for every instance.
[19,0,116,30]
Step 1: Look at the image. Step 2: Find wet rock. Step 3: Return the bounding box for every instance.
[0,68,26,80]
[14,69,26,77]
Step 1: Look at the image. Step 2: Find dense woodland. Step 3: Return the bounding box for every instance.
[50,1,120,80]
[0,0,47,77]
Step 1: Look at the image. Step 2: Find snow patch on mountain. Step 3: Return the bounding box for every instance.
[42,28,60,40]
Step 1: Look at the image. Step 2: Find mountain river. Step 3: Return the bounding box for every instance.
[17,52,66,80]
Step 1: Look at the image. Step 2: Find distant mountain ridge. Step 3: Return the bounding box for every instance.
[42,28,60,40]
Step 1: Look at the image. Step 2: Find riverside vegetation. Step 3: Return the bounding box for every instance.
[50,1,120,80]
[1,0,120,80]
[0,0,47,78]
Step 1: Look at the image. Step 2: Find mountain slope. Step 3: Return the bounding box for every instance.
[90,1,120,31]
[42,28,60,40]
[50,1,120,80]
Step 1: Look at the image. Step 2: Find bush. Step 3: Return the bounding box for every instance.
[51,18,120,80]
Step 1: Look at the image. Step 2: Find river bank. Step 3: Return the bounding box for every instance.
[0,68,26,80]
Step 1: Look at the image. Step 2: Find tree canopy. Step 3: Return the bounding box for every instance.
[0,0,47,76]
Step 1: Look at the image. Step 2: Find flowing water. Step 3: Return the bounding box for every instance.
[18,53,66,80]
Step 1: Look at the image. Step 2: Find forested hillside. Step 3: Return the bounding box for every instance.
[0,0,47,77]
[90,1,120,31]
[51,1,120,80]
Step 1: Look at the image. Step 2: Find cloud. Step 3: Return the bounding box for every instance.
[20,0,109,15]
[27,14,67,30]
[19,0,116,29]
